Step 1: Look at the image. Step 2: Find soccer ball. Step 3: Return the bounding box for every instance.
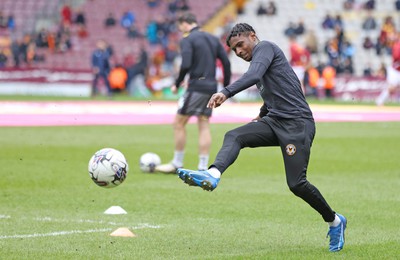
[139,152,161,173]
[88,148,129,188]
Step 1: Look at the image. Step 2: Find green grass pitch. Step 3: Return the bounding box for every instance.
[0,122,399,259]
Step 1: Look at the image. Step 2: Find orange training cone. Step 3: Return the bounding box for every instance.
[110,227,136,237]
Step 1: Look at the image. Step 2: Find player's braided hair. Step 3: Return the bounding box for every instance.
[226,23,256,47]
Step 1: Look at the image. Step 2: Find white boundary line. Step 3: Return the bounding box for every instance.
[0,224,161,240]
[0,228,112,239]
[1,216,162,240]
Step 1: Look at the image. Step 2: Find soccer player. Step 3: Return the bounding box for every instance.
[156,13,231,173]
[376,32,400,106]
[177,23,347,252]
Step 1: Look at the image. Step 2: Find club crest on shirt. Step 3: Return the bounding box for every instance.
[286,144,296,156]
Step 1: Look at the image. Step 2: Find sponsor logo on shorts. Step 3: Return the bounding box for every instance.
[286,144,296,156]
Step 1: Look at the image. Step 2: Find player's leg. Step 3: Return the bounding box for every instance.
[279,119,335,221]
[211,120,278,173]
[376,65,398,106]
[197,115,211,170]
[156,113,189,173]
[275,118,346,251]
[173,113,190,167]
[178,120,278,190]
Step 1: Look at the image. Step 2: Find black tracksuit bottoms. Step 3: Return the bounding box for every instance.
[210,116,336,222]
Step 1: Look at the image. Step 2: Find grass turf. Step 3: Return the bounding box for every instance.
[0,122,399,259]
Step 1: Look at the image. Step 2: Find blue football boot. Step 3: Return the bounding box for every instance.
[177,168,220,191]
[327,213,347,252]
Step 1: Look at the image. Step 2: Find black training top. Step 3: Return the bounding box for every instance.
[221,41,313,119]
[175,27,231,94]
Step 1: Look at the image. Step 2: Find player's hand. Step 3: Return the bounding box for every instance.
[207,92,227,108]
[171,84,178,94]
[252,115,261,122]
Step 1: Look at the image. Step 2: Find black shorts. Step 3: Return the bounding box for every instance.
[177,91,213,117]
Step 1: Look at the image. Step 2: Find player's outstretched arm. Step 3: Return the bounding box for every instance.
[207,92,227,108]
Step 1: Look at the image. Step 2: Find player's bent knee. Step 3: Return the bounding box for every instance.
[288,181,308,197]
[224,130,245,146]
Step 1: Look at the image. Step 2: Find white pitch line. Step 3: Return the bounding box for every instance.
[34,216,120,226]
[0,224,162,240]
[0,228,112,239]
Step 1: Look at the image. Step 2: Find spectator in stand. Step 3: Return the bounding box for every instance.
[396,0,400,11]
[127,24,142,39]
[289,36,310,91]
[126,47,149,92]
[56,24,73,53]
[77,24,89,38]
[146,19,158,44]
[322,14,335,30]
[0,47,8,68]
[363,36,375,50]
[362,12,377,31]
[11,39,21,67]
[234,0,246,15]
[376,62,387,79]
[339,57,354,75]
[376,16,396,55]
[26,42,37,66]
[155,16,173,47]
[333,15,344,31]
[146,0,161,8]
[343,0,355,10]
[19,34,31,64]
[295,18,306,36]
[334,24,345,56]
[36,28,49,48]
[256,1,268,16]
[7,15,15,31]
[284,20,306,37]
[322,65,336,99]
[324,38,339,68]
[363,63,374,77]
[284,22,298,38]
[363,0,375,10]
[304,29,318,54]
[303,63,320,98]
[47,32,56,53]
[61,4,72,25]
[341,40,355,61]
[91,39,112,97]
[122,47,136,70]
[104,12,116,27]
[175,0,190,11]
[266,1,277,16]
[74,8,86,26]
[108,64,128,93]
[164,41,179,70]
[120,11,135,30]
[168,0,178,16]
[0,11,7,29]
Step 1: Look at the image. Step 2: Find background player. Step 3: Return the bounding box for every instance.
[156,13,231,173]
[177,23,347,252]
[376,32,400,106]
